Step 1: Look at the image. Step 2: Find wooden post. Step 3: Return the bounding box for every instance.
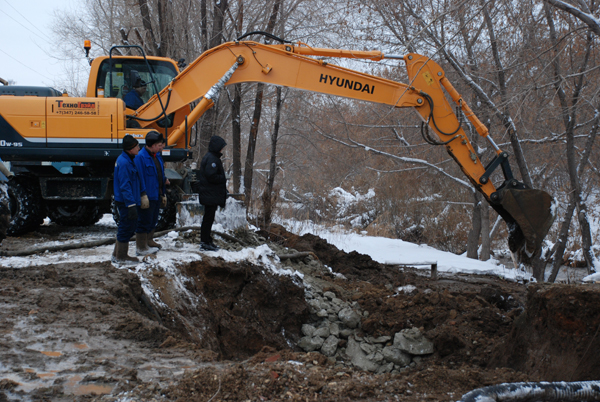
[431,263,438,280]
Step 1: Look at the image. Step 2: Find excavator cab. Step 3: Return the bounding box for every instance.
[94,58,178,104]
[85,44,191,143]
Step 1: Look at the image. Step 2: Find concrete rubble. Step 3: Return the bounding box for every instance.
[281,250,434,374]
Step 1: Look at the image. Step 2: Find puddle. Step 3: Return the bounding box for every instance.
[65,375,114,396]
[40,351,62,357]
[71,383,114,396]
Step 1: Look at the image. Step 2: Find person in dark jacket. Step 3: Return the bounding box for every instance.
[195,135,227,251]
[134,131,168,255]
[124,79,147,110]
[112,135,143,264]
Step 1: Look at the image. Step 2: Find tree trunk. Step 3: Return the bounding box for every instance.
[244,83,264,209]
[548,194,577,282]
[158,0,176,58]
[480,200,491,261]
[531,249,547,282]
[231,1,243,193]
[577,207,595,274]
[242,0,281,209]
[198,108,217,161]
[210,0,228,48]
[198,0,230,157]
[480,0,533,188]
[467,193,482,259]
[231,84,242,193]
[545,3,596,276]
[137,0,160,55]
[262,87,284,226]
[200,0,208,52]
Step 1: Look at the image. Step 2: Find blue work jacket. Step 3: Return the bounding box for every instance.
[114,151,144,206]
[134,147,166,201]
[124,90,144,110]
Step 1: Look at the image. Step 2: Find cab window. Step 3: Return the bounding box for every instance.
[96,59,178,103]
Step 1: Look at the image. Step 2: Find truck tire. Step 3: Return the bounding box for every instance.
[7,177,45,236]
[156,189,178,231]
[48,202,103,226]
[111,189,178,231]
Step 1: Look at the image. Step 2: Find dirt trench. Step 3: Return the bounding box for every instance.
[0,224,599,401]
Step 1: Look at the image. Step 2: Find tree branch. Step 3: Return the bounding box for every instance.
[543,0,600,36]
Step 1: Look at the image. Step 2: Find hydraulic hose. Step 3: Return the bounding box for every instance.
[236,31,291,43]
[126,87,173,122]
[458,381,600,402]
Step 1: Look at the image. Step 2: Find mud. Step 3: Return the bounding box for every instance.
[0,221,599,401]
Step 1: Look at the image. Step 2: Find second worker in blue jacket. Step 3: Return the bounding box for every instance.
[134,131,169,255]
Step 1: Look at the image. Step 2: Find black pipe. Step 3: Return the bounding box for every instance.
[458,381,600,402]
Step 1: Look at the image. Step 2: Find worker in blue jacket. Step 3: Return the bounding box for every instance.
[124,78,147,110]
[134,131,168,255]
[112,135,143,264]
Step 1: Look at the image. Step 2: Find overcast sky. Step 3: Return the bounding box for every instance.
[1,0,80,87]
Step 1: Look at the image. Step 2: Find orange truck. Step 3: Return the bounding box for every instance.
[0,33,553,255]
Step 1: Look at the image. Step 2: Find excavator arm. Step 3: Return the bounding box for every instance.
[129,40,553,254]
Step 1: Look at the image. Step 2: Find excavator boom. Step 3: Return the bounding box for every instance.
[89,40,551,254]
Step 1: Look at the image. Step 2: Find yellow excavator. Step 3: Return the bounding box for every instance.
[0,33,553,255]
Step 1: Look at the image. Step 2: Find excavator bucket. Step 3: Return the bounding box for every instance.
[496,187,555,254]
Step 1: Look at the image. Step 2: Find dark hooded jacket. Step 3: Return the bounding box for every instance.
[194,136,227,207]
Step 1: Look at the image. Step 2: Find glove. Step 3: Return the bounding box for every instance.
[160,195,167,208]
[127,205,138,221]
[141,194,149,209]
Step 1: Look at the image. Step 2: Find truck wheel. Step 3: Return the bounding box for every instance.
[112,190,178,230]
[7,177,45,236]
[111,195,120,225]
[156,189,178,231]
[48,202,103,226]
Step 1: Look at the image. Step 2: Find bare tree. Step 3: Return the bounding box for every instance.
[243,0,282,209]
[261,87,285,225]
[230,0,244,193]
[544,2,599,277]
[543,0,600,36]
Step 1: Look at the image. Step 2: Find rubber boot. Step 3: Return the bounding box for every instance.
[136,232,159,256]
[111,241,139,265]
[147,230,162,249]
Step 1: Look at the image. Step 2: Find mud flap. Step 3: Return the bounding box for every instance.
[496,186,554,254]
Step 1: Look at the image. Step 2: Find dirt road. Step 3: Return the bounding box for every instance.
[1,219,599,401]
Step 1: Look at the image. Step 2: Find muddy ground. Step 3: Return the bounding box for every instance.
[0,220,599,401]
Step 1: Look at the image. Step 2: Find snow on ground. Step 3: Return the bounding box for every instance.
[0,211,591,284]
[2,215,300,282]
[277,219,590,283]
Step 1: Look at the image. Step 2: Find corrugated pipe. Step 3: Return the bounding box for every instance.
[458,381,600,402]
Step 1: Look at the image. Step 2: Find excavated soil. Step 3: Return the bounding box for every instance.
[0,222,599,401]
